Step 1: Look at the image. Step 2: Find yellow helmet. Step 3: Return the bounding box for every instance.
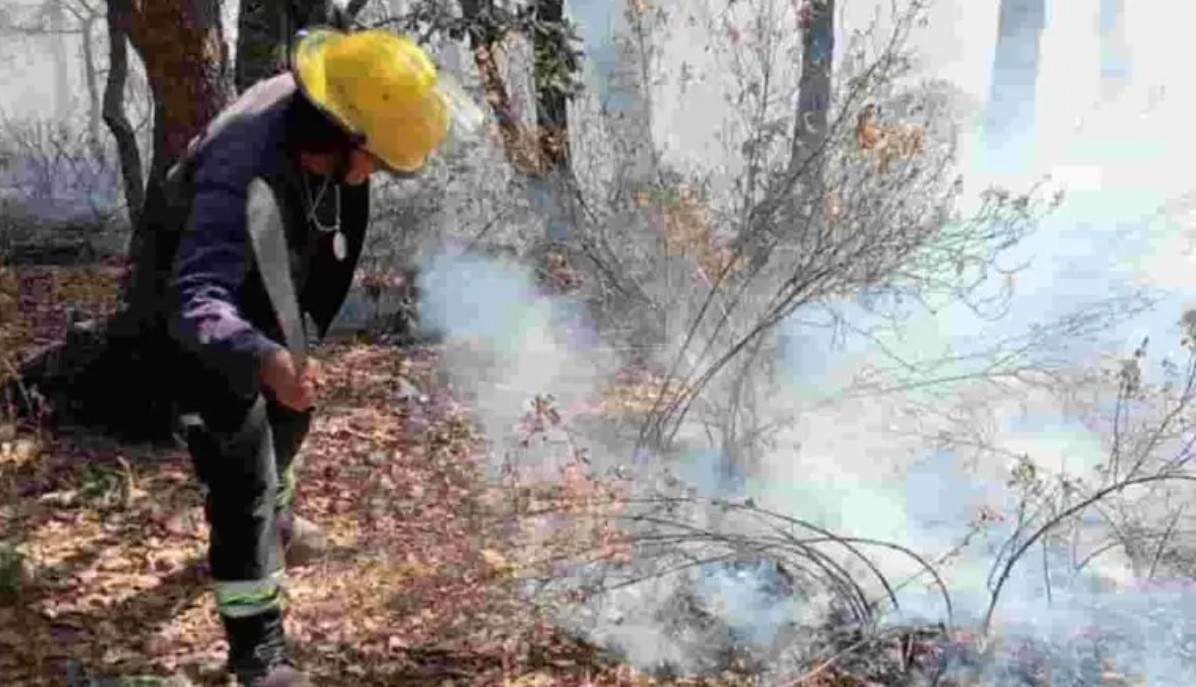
[292,28,482,173]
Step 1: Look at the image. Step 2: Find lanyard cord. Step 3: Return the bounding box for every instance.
[300,170,347,261]
[301,172,341,233]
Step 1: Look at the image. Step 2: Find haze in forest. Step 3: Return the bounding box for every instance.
[7,0,1196,681]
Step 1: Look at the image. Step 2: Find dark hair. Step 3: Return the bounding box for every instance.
[288,89,363,157]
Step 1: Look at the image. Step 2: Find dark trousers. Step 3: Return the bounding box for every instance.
[182,390,311,617]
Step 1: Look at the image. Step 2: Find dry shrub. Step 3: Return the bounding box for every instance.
[854,103,927,174]
[599,369,697,418]
[639,188,745,287]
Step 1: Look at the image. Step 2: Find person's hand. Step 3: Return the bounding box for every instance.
[259,349,316,411]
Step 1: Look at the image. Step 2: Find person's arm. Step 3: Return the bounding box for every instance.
[168,173,284,399]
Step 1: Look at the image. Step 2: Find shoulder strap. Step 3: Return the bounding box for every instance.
[245,178,308,372]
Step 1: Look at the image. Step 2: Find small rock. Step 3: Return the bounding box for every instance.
[395,378,422,402]
[38,489,78,508]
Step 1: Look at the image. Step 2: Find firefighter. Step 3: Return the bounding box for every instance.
[167,28,480,686]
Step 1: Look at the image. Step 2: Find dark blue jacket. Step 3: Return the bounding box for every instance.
[168,74,370,400]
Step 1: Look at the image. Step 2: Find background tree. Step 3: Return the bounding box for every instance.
[985,0,1044,169]
[8,0,236,440]
[236,0,334,94]
[1099,0,1130,101]
[0,0,151,261]
[102,0,144,228]
[47,0,72,123]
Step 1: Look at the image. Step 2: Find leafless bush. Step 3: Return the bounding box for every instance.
[490,391,958,679]
[976,319,1196,629]
[0,0,154,244]
[507,0,1060,479]
[481,308,1196,681]
[0,116,123,230]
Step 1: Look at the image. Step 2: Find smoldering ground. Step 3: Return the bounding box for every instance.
[402,0,1196,684]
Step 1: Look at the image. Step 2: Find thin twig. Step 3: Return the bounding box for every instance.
[984,472,1196,634]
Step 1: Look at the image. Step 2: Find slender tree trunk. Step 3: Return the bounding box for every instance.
[532,0,569,173]
[790,0,834,179]
[48,0,71,122]
[528,0,575,247]
[79,14,104,161]
[102,0,144,229]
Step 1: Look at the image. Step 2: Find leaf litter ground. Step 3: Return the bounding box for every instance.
[0,265,762,686]
[1,265,1087,687]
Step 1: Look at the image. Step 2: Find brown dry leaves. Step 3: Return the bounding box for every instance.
[0,432,215,685]
[595,368,696,418]
[854,104,926,175]
[636,188,745,287]
[0,264,122,387]
[0,267,763,685]
[1,337,687,686]
[540,251,583,294]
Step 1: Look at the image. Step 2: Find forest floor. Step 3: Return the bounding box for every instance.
[0,264,773,686]
[3,264,1139,687]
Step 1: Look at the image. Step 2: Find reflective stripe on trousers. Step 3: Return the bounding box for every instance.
[183,394,312,619]
[215,571,287,618]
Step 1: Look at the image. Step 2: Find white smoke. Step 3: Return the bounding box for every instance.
[407,0,1196,682]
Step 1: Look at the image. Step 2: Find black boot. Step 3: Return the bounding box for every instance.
[221,608,311,686]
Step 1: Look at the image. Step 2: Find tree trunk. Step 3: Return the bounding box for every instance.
[790,0,833,179]
[460,0,545,175]
[528,0,576,246]
[119,0,232,314]
[985,0,1043,170]
[235,0,330,94]
[8,0,233,442]
[344,0,371,19]
[532,0,569,173]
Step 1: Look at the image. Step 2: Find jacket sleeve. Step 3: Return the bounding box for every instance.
[169,171,283,399]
